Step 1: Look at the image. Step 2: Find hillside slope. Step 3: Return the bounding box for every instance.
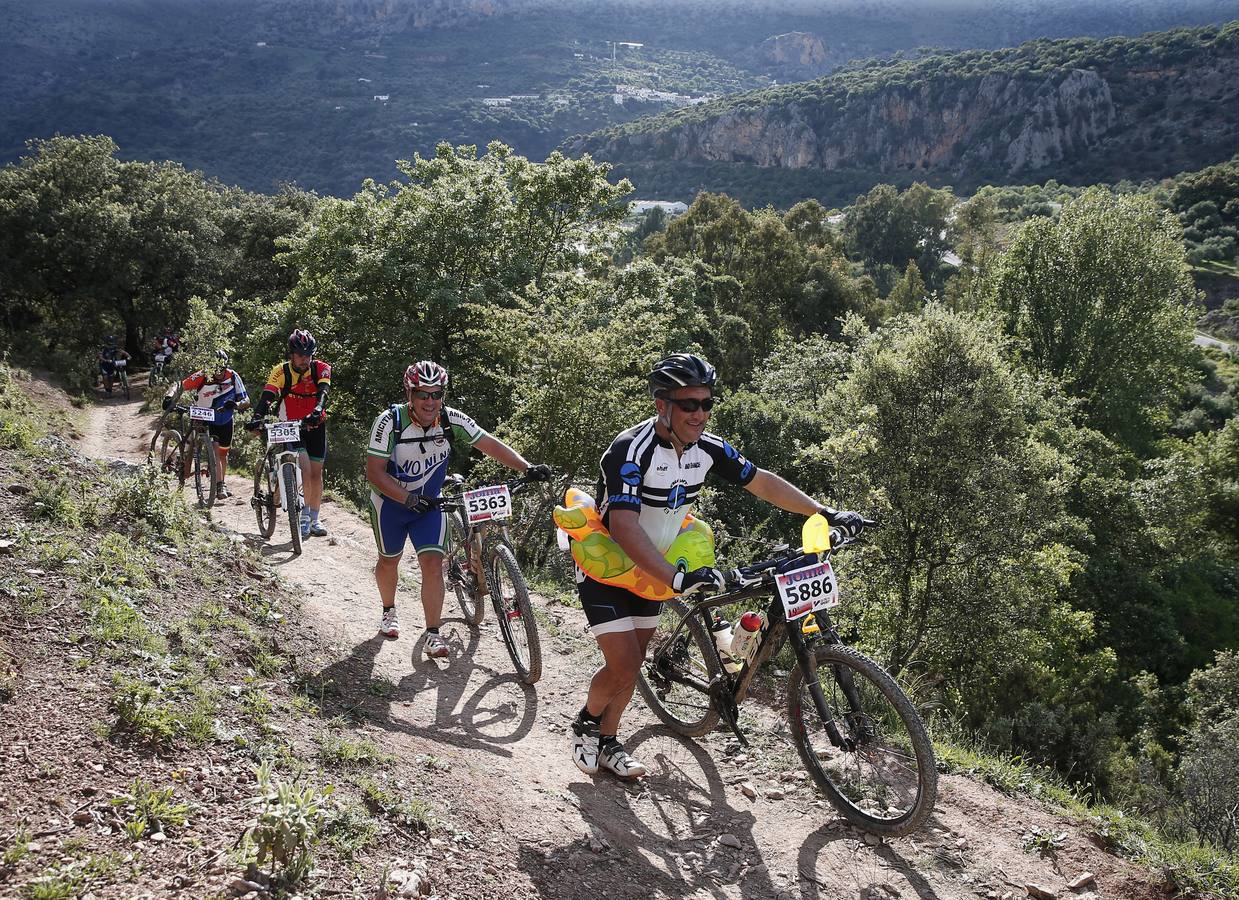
[573,22,1239,203]
[0,368,1179,898]
[4,1,1239,195]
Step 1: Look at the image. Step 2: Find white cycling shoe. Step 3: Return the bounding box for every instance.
[380,607,400,638]
[424,632,449,659]
[599,740,647,780]
[571,717,601,775]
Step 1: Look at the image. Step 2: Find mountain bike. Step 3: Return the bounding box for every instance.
[636,516,937,837]
[113,357,131,400]
[250,418,304,556]
[437,473,544,684]
[151,402,219,508]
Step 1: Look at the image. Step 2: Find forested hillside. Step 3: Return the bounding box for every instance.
[3,0,1238,195]
[576,22,1239,207]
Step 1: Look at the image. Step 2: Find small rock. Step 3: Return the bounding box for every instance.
[589,836,607,853]
[72,810,93,824]
[1026,885,1057,900]
[1068,874,1096,891]
[227,878,253,896]
[766,789,785,800]
[7,483,30,495]
[718,833,743,849]
[150,831,166,842]
[740,782,758,799]
[0,539,16,552]
[864,833,882,846]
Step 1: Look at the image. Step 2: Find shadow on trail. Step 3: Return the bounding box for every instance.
[796,817,943,900]
[516,724,779,899]
[302,623,538,758]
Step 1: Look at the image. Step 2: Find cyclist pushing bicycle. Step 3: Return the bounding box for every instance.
[163,350,250,498]
[564,353,865,781]
[364,361,551,660]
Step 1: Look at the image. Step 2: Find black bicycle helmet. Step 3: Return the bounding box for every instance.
[288,329,317,355]
[648,353,717,397]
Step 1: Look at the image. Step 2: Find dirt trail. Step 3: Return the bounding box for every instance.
[78,391,1163,900]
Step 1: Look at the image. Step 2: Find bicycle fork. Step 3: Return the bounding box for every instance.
[785,624,852,751]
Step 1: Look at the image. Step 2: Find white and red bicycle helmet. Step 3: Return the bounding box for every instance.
[404,360,448,393]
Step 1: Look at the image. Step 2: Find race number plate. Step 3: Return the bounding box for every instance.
[189,405,216,423]
[266,421,301,444]
[775,560,840,621]
[463,484,512,525]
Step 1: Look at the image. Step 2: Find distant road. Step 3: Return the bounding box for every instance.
[1194,331,1234,354]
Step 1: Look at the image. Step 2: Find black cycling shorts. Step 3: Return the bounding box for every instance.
[208,421,234,450]
[576,569,662,637]
[299,423,328,462]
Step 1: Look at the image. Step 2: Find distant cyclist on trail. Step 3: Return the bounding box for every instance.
[244,329,332,538]
[98,336,130,395]
[567,352,865,780]
[164,350,250,498]
[364,361,550,660]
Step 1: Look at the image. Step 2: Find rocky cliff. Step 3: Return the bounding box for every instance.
[740,32,832,81]
[573,24,1239,184]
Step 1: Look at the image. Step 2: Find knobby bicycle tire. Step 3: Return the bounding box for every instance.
[786,644,937,837]
[193,432,218,509]
[253,452,278,539]
[282,461,302,556]
[448,511,484,625]
[637,599,722,736]
[487,541,542,684]
[157,430,184,481]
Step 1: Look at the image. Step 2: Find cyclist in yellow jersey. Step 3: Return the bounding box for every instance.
[245,329,332,538]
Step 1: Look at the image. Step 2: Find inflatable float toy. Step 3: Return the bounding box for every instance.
[553,487,716,601]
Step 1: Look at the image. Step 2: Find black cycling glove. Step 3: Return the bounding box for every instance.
[404,492,435,514]
[822,507,865,539]
[524,463,552,482]
[673,565,725,596]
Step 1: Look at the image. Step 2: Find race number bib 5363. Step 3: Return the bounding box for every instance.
[775,560,839,621]
[266,421,301,444]
[189,405,216,423]
[463,484,512,525]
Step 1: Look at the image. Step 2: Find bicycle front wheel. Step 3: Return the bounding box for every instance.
[636,599,721,737]
[253,455,278,539]
[446,512,484,625]
[786,644,936,837]
[488,541,542,684]
[193,434,217,509]
[282,461,302,556]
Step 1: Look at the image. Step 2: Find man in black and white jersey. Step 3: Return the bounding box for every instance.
[570,352,866,780]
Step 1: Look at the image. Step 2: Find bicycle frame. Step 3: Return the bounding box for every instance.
[646,556,851,750]
[439,477,528,595]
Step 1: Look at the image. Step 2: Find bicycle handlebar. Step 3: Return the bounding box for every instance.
[722,518,878,590]
[432,471,553,510]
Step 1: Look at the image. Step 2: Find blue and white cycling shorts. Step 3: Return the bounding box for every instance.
[368,491,446,558]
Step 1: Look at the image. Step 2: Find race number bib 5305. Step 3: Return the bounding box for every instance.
[775,560,839,621]
[189,405,216,423]
[463,484,512,525]
[266,421,301,444]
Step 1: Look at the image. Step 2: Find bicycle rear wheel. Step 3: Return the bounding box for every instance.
[636,599,722,736]
[786,644,936,837]
[193,433,217,509]
[446,512,484,625]
[282,461,302,556]
[488,541,542,684]
[252,455,278,539]
[157,430,184,481]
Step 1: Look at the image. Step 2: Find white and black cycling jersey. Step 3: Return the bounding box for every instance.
[598,417,757,553]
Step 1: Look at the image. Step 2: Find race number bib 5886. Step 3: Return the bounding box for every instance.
[775,560,839,621]
[463,484,512,525]
[189,405,216,423]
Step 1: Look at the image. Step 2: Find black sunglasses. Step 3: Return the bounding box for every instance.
[411,389,445,401]
[665,396,718,413]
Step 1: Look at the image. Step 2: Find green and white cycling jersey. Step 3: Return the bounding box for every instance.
[366,404,487,497]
